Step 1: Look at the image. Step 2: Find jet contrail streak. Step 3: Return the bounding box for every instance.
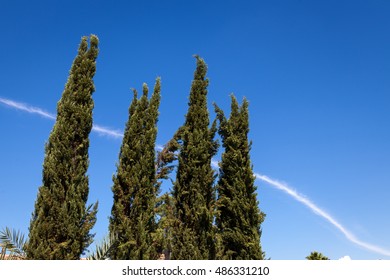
[0,97,56,120]
[92,124,123,138]
[2,96,390,257]
[256,173,390,257]
[211,160,390,256]
[0,97,123,138]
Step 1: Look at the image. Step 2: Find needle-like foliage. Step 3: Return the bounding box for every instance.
[27,35,99,259]
[109,79,161,259]
[170,56,218,259]
[214,95,265,260]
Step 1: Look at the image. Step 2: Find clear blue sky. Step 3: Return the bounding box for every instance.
[0,0,389,260]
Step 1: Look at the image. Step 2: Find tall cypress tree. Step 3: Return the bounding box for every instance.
[171,56,218,260]
[109,78,161,260]
[214,95,265,260]
[27,35,99,259]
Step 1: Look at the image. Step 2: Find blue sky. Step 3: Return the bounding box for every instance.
[0,0,389,260]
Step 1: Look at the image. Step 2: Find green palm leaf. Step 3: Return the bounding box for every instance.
[0,227,27,260]
[86,234,116,260]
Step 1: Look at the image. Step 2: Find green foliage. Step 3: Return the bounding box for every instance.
[170,56,219,260]
[27,35,99,259]
[0,227,27,260]
[153,193,175,260]
[109,78,161,260]
[214,95,265,260]
[306,251,330,260]
[152,136,181,260]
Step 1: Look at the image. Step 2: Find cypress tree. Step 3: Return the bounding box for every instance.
[214,95,265,260]
[171,56,218,259]
[27,35,99,259]
[109,78,161,260]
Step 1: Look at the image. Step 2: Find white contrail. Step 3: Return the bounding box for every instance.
[256,173,390,257]
[91,124,123,138]
[2,97,390,257]
[212,160,390,257]
[0,97,56,120]
[0,97,123,138]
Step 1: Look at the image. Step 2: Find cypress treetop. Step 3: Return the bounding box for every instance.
[109,78,161,260]
[171,56,218,260]
[27,35,99,260]
[214,94,265,260]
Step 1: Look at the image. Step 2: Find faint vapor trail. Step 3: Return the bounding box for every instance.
[0,97,123,138]
[92,125,123,138]
[256,173,390,257]
[0,97,56,120]
[211,159,390,256]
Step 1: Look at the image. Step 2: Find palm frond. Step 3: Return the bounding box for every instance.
[86,234,116,260]
[0,227,27,260]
